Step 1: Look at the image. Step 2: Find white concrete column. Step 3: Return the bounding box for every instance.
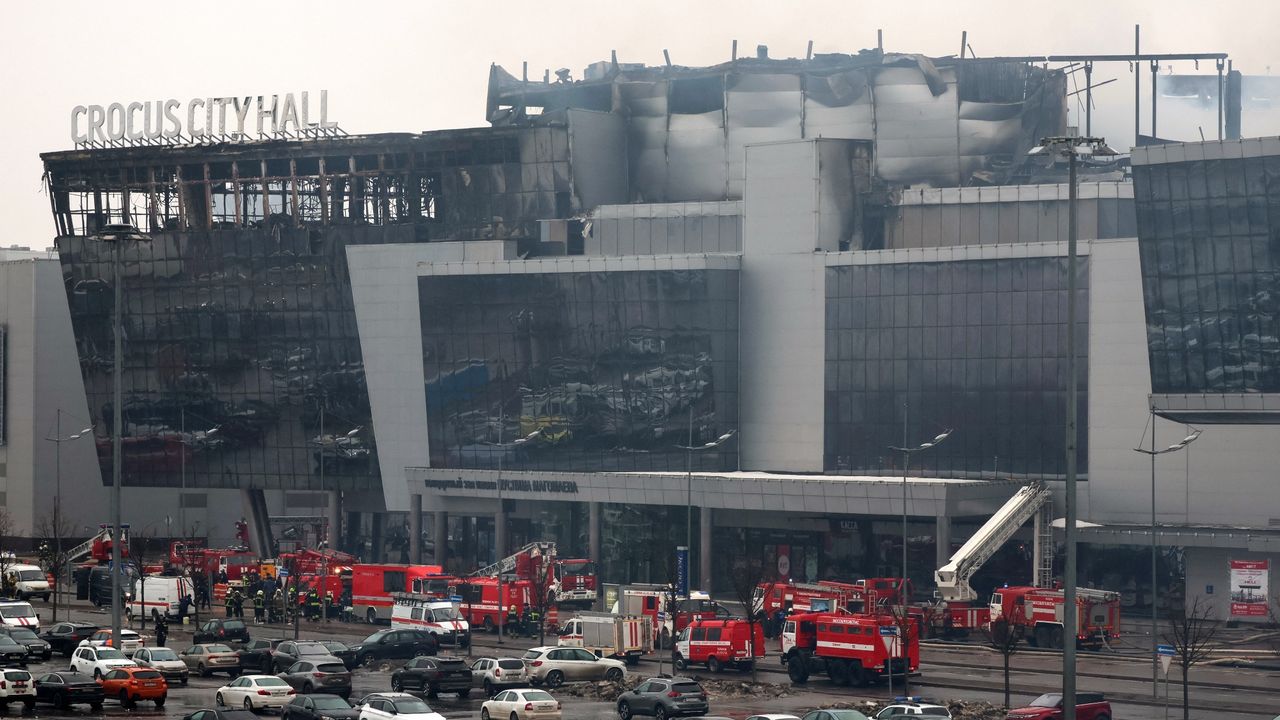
[409,494,423,564]
[588,502,601,568]
[433,511,448,569]
[700,506,713,592]
[935,514,952,570]
[326,491,341,549]
[494,507,507,565]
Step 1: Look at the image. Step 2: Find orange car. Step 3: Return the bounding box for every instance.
[97,667,167,708]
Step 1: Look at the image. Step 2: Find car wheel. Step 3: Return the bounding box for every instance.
[0,699,8,708]
[673,654,688,671]
[708,656,722,673]
[481,710,491,720]
[426,687,438,700]
[510,713,519,720]
[155,695,166,708]
[391,677,403,692]
[56,691,69,710]
[92,668,101,681]
[366,608,378,624]
[200,663,210,678]
[545,670,564,688]
[244,697,254,711]
[303,683,315,694]
[358,653,373,668]
[458,689,471,699]
[90,702,103,712]
[617,701,632,720]
[181,677,189,687]
[484,679,494,696]
[229,668,241,678]
[119,690,134,709]
[654,706,668,720]
[605,667,623,683]
[21,698,34,710]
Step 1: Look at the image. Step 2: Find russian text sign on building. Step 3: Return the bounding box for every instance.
[1228,559,1270,617]
[70,91,344,148]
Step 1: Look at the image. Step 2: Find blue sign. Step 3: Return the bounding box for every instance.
[277,570,289,578]
[879,625,899,636]
[675,546,689,598]
[1157,644,1176,657]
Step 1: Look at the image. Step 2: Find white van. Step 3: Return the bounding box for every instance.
[0,602,39,630]
[390,596,470,646]
[6,565,50,602]
[127,576,193,620]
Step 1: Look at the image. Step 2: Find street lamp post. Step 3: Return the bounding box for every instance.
[1027,136,1116,720]
[1134,413,1201,698]
[89,223,150,655]
[45,410,93,622]
[492,424,543,644]
[676,426,736,595]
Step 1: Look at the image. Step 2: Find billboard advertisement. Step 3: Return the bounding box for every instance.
[1229,559,1270,617]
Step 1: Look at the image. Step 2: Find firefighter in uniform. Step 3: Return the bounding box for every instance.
[224,590,235,618]
[506,604,519,635]
[253,591,265,624]
[307,591,322,621]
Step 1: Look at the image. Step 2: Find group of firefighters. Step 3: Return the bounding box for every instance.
[502,603,544,637]
[221,575,353,624]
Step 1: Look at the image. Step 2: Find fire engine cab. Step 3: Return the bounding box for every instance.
[781,612,918,686]
[674,618,765,673]
[989,586,1121,649]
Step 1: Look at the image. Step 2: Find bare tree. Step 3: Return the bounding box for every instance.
[885,601,918,697]
[35,511,78,622]
[724,551,776,682]
[128,527,159,630]
[526,551,555,647]
[983,618,1022,708]
[0,510,18,599]
[1162,596,1221,720]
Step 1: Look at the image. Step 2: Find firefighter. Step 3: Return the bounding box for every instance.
[154,614,168,647]
[325,592,335,622]
[307,591,322,621]
[271,589,284,624]
[506,604,519,635]
[224,589,235,618]
[232,589,245,618]
[527,606,541,638]
[253,590,265,624]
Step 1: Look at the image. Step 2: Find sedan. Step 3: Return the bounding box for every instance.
[273,641,338,673]
[278,658,352,699]
[283,693,360,720]
[522,646,626,688]
[216,674,297,712]
[134,646,190,685]
[356,692,445,720]
[69,645,135,679]
[34,671,105,710]
[802,711,870,720]
[182,709,260,720]
[182,643,243,678]
[746,716,801,720]
[0,636,27,667]
[483,688,561,720]
[0,627,51,660]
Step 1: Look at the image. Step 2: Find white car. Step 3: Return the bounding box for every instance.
[481,688,562,720]
[216,674,296,711]
[0,668,36,710]
[874,702,951,718]
[79,629,145,656]
[357,692,446,720]
[745,716,801,720]
[69,645,135,679]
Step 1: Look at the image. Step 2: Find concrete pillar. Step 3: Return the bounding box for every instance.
[409,495,423,564]
[326,491,341,548]
[935,514,952,571]
[370,512,384,563]
[494,507,507,566]
[588,502,601,568]
[433,511,448,569]
[700,506,713,592]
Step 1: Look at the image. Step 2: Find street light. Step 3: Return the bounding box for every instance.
[1134,414,1202,698]
[675,414,736,595]
[489,423,543,644]
[1027,136,1116,720]
[88,222,151,653]
[45,410,93,621]
[888,419,953,599]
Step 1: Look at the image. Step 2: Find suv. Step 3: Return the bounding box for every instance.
[390,655,471,699]
[0,668,35,710]
[617,677,708,720]
[348,630,437,667]
[470,657,530,697]
[874,701,951,718]
[194,618,250,645]
[238,639,284,674]
[40,623,100,657]
[1006,693,1111,720]
[523,646,625,688]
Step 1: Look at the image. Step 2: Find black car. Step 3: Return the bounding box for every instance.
[34,671,104,710]
[271,640,336,673]
[193,618,250,645]
[238,639,284,674]
[617,677,709,720]
[0,627,51,661]
[282,694,359,720]
[319,640,358,670]
[390,655,471,699]
[0,636,27,667]
[88,565,138,608]
[349,630,437,667]
[182,709,260,720]
[39,622,100,657]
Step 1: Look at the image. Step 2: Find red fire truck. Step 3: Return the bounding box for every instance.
[169,541,257,581]
[451,576,535,631]
[350,563,444,623]
[674,618,766,673]
[469,542,599,607]
[612,585,731,647]
[781,612,919,686]
[989,586,1121,649]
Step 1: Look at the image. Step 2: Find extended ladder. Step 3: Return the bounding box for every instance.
[468,541,556,578]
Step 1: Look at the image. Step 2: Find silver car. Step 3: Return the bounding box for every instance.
[471,657,530,696]
[521,647,625,688]
[131,647,189,686]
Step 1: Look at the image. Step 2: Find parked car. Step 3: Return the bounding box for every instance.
[616,677,707,720]
[238,638,284,674]
[278,658,353,699]
[5,565,51,602]
[0,635,28,667]
[874,702,951,718]
[194,618,251,645]
[0,602,40,631]
[801,711,870,720]
[0,668,35,710]
[483,688,561,720]
[133,646,190,685]
[523,646,626,688]
[34,671,105,710]
[320,640,358,670]
[272,641,338,673]
[1005,692,1112,720]
[181,709,259,720]
[283,693,360,720]
[349,629,437,667]
[355,692,445,720]
[69,645,135,679]
[391,655,472,698]
[40,622,99,657]
[216,674,297,712]
[471,656,530,697]
[99,666,168,708]
[745,715,801,720]
[0,626,51,660]
[80,628,144,655]
[181,643,242,678]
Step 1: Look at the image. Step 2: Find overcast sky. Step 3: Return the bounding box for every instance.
[3,0,1277,247]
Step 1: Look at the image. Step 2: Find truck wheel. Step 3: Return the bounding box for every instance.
[673,654,688,671]
[1031,625,1049,648]
[707,656,722,674]
[1051,626,1065,649]
[849,663,868,688]
[366,608,377,624]
[827,658,849,685]
[483,617,495,633]
[787,658,809,684]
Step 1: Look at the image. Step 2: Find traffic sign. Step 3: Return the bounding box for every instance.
[1156,644,1175,656]
[1157,644,1175,675]
[879,625,899,653]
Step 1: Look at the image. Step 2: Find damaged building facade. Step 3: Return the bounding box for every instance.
[41,49,1279,617]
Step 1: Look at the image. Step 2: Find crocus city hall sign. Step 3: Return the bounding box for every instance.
[71,91,342,148]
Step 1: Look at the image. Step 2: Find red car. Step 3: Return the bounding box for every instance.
[98,667,168,708]
[1005,692,1111,720]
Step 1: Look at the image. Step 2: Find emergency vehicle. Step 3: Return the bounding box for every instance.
[549,558,597,605]
[674,618,765,673]
[557,612,652,665]
[611,585,730,647]
[468,542,600,607]
[989,586,1121,649]
[754,581,863,616]
[389,593,471,646]
[169,541,257,581]
[781,612,918,686]
[351,563,445,623]
[451,576,535,631]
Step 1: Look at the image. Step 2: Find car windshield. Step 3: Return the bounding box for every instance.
[0,606,34,618]
[393,699,434,714]
[559,560,594,574]
[8,629,38,641]
[223,620,246,631]
[497,659,524,669]
[97,648,126,660]
[205,644,234,653]
[255,677,289,687]
[522,690,554,701]
[1030,694,1063,708]
[322,641,348,652]
[312,697,352,710]
[148,649,179,660]
[429,606,461,621]
[16,570,44,582]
